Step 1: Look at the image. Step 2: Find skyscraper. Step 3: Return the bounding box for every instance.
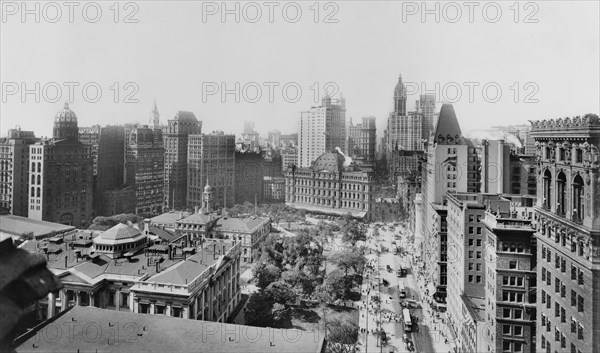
[234,150,264,205]
[298,96,346,168]
[125,125,165,217]
[187,132,235,210]
[416,94,436,140]
[28,103,94,227]
[163,111,202,210]
[0,128,39,216]
[417,104,479,306]
[530,114,600,353]
[386,75,424,153]
[347,116,377,166]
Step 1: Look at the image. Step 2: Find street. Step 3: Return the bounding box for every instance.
[357,222,454,353]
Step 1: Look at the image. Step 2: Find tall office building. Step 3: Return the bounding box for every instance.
[78,125,100,176]
[416,94,437,140]
[483,197,537,353]
[163,111,202,210]
[0,128,39,216]
[187,132,235,210]
[28,103,94,227]
[530,115,600,353]
[94,125,135,216]
[347,116,377,166]
[385,75,424,153]
[125,125,165,217]
[234,150,264,205]
[298,96,346,168]
[418,104,478,307]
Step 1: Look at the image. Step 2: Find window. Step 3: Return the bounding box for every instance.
[468,275,474,283]
[514,309,523,319]
[561,283,566,298]
[578,295,584,312]
[578,324,584,339]
[571,290,577,306]
[541,290,546,304]
[578,270,584,285]
[571,318,577,333]
[514,342,523,352]
[469,263,474,271]
[469,251,473,259]
[503,308,511,318]
[469,215,474,222]
[468,239,474,246]
[561,307,566,323]
[509,261,517,269]
[555,303,560,317]
[503,325,511,335]
[476,251,482,259]
[476,263,482,271]
[555,278,560,293]
[514,325,523,336]
[476,227,482,234]
[477,239,482,246]
[555,328,560,342]
[476,275,482,283]
[542,314,546,326]
[502,341,511,352]
[542,267,547,281]
[469,226,474,234]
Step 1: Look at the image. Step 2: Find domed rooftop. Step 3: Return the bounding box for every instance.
[93,223,145,246]
[312,151,345,173]
[54,103,78,123]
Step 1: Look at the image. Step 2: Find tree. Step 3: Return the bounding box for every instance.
[322,269,352,300]
[19,231,35,241]
[254,262,282,289]
[271,303,289,324]
[330,249,366,277]
[245,292,274,327]
[265,280,297,306]
[325,319,359,353]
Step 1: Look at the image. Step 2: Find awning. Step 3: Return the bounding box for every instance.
[155,301,166,306]
[171,303,183,308]
[148,244,169,252]
[73,239,93,247]
[138,299,150,305]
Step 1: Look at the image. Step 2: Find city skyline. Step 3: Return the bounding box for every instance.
[2,2,598,139]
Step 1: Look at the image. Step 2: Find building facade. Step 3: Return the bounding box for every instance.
[285,151,374,220]
[416,94,437,141]
[298,96,346,168]
[187,132,235,210]
[125,125,165,217]
[95,125,128,216]
[28,104,94,227]
[0,128,39,216]
[347,116,376,166]
[483,198,537,353]
[163,111,202,210]
[385,75,424,153]
[530,115,600,353]
[234,151,263,205]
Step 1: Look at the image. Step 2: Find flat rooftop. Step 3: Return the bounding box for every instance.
[0,215,75,240]
[13,306,325,353]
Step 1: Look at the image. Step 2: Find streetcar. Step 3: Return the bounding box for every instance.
[403,308,412,332]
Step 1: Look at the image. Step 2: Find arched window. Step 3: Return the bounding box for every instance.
[30,186,35,197]
[37,175,41,185]
[37,162,41,172]
[31,162,35,171]
[36,187,40,197]
[543,170,552,209]
[572,175,584,221]
[31,174,35,185]
[556,172,566,215]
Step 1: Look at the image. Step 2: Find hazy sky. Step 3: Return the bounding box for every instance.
[1,1,598,139]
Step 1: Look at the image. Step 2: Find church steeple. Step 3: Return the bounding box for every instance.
[202,177,214,214]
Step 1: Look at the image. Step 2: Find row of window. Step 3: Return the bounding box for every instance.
[541,288,584,312]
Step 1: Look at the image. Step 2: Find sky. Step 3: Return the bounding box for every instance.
[1,1,599,140]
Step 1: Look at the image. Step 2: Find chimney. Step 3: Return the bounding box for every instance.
[222,245,226,256]
[155,261,160,273]
[213,244,216,260]
[168,244,172,260]
[179,212,183,219]
[64,255,68,268]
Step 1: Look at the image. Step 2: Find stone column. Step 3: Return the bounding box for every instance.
[183,306,189,319]
[47,292,56,318]
[75,291,81,306]
[150,303,155,315]
[115,290,121,310]
[89,292,95,307]
[166,304,172,317]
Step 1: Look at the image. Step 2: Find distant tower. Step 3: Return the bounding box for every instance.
[53,103,79,140]
[202,178,214,213]
[394,75,407,115]
[150,99,160,129]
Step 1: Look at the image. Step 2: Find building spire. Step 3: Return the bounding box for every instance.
[151,98,160,128]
